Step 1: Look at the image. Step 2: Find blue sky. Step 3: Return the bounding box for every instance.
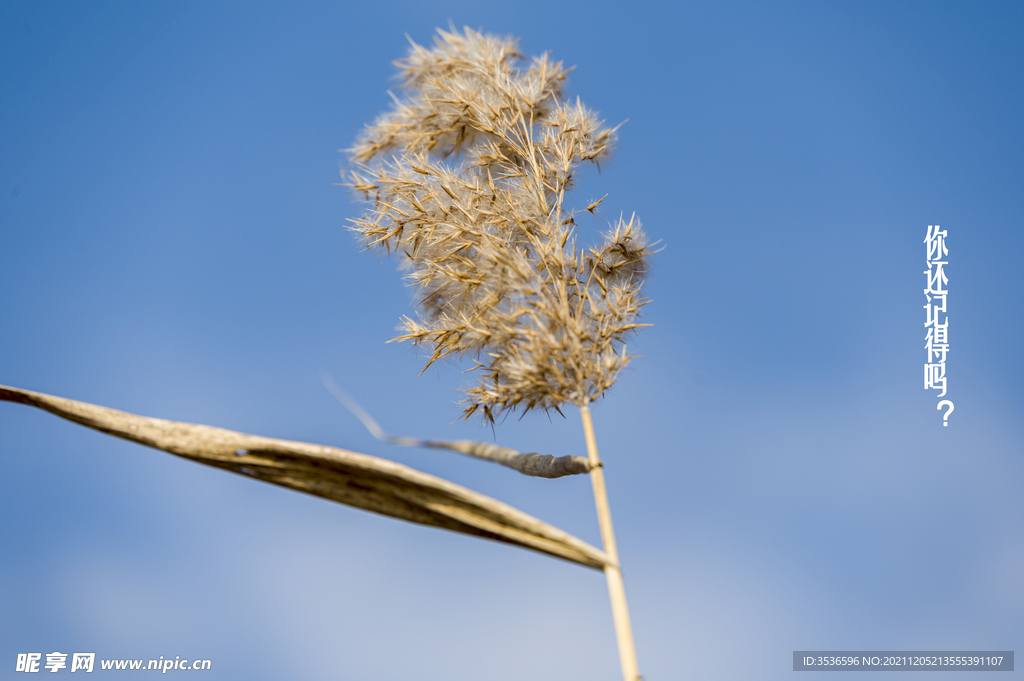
[1,2,1021,679]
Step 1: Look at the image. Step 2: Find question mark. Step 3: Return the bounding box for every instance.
[937,400,954,426]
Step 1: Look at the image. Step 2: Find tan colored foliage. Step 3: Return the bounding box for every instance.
[0,384,608,569]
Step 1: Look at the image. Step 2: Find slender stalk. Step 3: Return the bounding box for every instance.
[580,402,640,681]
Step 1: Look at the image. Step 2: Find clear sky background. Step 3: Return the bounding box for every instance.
[1,2,1021,679]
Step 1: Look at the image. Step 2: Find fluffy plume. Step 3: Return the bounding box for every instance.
[347,27,652,421]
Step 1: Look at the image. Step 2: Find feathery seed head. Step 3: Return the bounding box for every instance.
[346,27,652,421]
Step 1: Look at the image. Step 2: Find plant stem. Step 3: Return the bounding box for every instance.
[580,402,640,681]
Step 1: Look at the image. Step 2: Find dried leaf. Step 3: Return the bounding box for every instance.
[0,384,607,570]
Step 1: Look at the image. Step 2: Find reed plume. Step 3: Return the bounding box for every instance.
[348,27,652,422]
[347,27,648,681]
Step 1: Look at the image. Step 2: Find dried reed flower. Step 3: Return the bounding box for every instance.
[347,27,652,422]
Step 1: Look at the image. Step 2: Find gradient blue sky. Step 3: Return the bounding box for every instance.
[2,2,1022,679]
